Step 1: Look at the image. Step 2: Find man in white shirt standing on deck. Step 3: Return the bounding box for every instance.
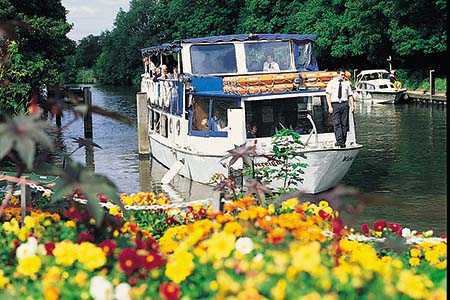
[326,68,355,148]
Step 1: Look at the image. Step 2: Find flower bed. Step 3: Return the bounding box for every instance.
[0,193,447,300]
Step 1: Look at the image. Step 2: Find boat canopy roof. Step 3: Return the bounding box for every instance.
[141,33,317,57]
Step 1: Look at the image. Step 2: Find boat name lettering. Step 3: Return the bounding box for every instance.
[342,156,354,162]
[254,158,285,167]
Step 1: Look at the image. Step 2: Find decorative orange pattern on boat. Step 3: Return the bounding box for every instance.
[223,71,339,95]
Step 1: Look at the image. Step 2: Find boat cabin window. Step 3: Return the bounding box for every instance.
[190,96,239,136]
[245,41,292,72]
[244,95,333,138]
[297,43,312,67]
[190,44,237,74]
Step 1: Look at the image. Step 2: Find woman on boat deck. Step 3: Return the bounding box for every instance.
[325,68,355,148]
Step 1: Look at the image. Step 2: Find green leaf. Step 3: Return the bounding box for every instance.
[15,137,35,169]
[0,134,14,160]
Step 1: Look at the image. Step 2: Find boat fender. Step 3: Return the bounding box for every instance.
[169,118,173,134]
[176,120,180,135]
[393,81,402,90]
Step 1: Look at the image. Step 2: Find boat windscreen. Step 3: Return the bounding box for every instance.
[190,44,237,74]
[244,41,292,72]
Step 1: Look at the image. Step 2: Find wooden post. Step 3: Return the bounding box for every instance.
[429,70,435,104]
[56,113,62,127]
[83,87,93,138]
[138,157,151,192]
[20,176,30,226]
[212,190,222,212]
[137,92,150,155]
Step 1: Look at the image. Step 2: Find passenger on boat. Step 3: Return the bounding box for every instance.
[389,70,397,84]
[210,111,226,131]
[246,123,258,138]
[144,57,157,75]
[325,68,355,148]
[152,67,161,82]
[263,55,280,71]
[158,64,170,80]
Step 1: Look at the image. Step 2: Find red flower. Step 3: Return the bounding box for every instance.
[44,242,55,256]
[99,240,116,256]
[198,207,207,217]
[97,194,108,202]
[373,220,387,231]
[388,222,402,236]
[142,251,166,270]
[118,248,142,275]
[332,218,344,235]
[77,232,95,243]
[159,282,181,300]
[318,209,331,221]
[361,223,370,236]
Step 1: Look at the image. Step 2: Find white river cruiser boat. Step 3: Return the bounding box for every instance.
[140,34,362,194]
[354,69,407,104]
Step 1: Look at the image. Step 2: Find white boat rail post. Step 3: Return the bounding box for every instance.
[347,111,356,146]
[304,113,318,146]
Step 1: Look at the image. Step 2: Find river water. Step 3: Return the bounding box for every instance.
[60,85,447,236]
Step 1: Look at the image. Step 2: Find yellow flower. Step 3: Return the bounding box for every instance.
[165,248,194,283]
[77,242,107,271]
[281,198,298,210]
[410,248,421,258]
[206,231,236,261]
[2,218,20,235]
[210,280,219,291]
[0,270,10,289]
[53,240,78,266]
[290,241,321,274]
[73,270,89,287]
[108,206,121,216]
[409,257,421,267]
[44,286,60,300]
[64,220,76,228]
[396,270,432,299]
[17,255,42,276]
[23,216,37,229]
[270,279,287,300]
[18,227,30,241]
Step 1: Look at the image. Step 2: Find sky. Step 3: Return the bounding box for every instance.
[61,0,130,41]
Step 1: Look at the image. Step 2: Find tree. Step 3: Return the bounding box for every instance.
[74,35,102,69]
[0,0,75,114]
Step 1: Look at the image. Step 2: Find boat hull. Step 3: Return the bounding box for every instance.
[149,133,362,194]
[354,89,406,104]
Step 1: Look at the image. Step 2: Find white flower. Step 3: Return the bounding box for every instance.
[253,253,264,263]
[115,283,131,300]
[235,237,254,254]
[423,230,434,237]
[16,239,38,259]
[90,276,114,300]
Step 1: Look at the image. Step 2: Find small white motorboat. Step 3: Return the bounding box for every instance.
[354,69,407,104]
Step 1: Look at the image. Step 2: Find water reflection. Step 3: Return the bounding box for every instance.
[60,85,446,236]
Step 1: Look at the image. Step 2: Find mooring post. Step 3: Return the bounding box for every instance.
[83,87,93,138]
[56,113,62,127]
[20,176,30,226]
[429,70,435,104]
[137,92,150,155]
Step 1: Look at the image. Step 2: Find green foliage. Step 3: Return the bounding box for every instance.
[0,0,75,113]
[257,128,308,192]
[85,0,446,86]
[76,69,96,84]
[51,158,127,227]
[0,112,54,169]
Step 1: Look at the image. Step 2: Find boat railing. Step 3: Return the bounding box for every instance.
[303,113,319,147]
